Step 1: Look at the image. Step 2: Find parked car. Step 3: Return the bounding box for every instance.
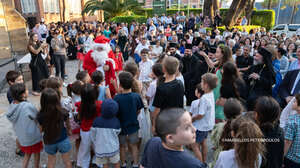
[269,24,300,37]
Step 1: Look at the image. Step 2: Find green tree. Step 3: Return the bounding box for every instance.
[82,0,145,19]
[261,0,300,23]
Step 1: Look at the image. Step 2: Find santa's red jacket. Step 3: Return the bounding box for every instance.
[82,50,117,97]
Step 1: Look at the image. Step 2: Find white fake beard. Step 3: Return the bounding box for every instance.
[91,50,108,66]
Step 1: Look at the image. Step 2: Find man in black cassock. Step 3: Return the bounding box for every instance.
[181,44,200,106]
[168,43,182,61]
[243,47,275,110]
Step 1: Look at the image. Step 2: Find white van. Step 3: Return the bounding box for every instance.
[269,24,300,37]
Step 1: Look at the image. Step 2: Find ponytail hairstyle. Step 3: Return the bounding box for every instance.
[254,96,280,132]
[219,98,243,150]
[38,88,64,144]
[80,83,99,120]
[67,80,83,97]
[46,77,63,99]
[231,115,265,168]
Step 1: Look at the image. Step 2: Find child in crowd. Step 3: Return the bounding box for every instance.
[5,70,24,157]
[6,83,43,168]
[76,83,102,168]
[91,70,111,101]
[109,34,117,51]
[67,80,84,159]
[254,96,284,168]
[37,88,72,168]
[146,63,164,120]
[77,32,85,72]
[124,61,142,93]
[210,98,243,168]
[138,48,154,109]
[190,73,218,164]
[114,46,124,76]
[283,93,300,168]
[140,108,205,168]
[215,115,265,168]
[232,46,241,61]
[113,72,144,168]
[152,56,185,133]
[76,70,91,84]
[91,99,121,168]
[175,61,185,87]
[6,70,23,104]
[38,79,48,92]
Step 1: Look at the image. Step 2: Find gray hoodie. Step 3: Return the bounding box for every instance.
[6,102,42,147]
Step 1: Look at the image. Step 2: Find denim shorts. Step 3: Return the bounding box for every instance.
[44,138,71,155]
[196,130,209,143]
[119,131,139,145]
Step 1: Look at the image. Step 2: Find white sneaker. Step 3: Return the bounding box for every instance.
[63,82,68,87]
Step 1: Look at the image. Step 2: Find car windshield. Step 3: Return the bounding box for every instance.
[273,25,285,31]
[288,25,300,31]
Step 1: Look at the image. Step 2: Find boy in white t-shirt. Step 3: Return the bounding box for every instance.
[190,73,218,165]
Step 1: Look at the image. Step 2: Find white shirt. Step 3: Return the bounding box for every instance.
[215,149,262,168]
[161,16,167,23]
[39,24,47,35]
[146,79,157,110]
[82,35,93,53]
[152,45,163,56]
[139,59,154,82]
[148,25,157,36]
[166,17,172,24]
[135,43,149,55]
[291,71,300,95]
[280,97,297,128]
[190,92,215,131]
[176,24,183,32]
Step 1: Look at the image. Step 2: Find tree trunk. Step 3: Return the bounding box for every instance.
[290,0,296,24]
[203,0,213,20]
[213,0,219,12]
[245,0,255,25]
[62,0,66,22]
[267,0,272,9]
[224,0,241,27]
[233,0,249,24]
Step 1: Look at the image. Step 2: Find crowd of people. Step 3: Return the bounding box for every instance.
[4,11,300,168]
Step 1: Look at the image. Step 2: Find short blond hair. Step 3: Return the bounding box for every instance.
[202,73,218,90]
[163,56,179,75]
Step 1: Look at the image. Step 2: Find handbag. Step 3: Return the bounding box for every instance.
[29,56,38,69]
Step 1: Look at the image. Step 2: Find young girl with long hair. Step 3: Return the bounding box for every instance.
[210,98,243,167]
[27,33,49,96]
[254,96,284,168]
[37,88,72,168]
[91,70,111,101]
[215,115,265,168]
[76,83,102,168]
[200,44,234,122]
[6,83,43,168]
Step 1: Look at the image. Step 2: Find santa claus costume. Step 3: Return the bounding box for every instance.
[82,36,117,97]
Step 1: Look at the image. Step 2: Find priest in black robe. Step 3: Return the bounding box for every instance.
[181,44,200,106]
[243,47,275,110]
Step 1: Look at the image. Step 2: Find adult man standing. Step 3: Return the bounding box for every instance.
[32,23,42,42]
[39,21,47,39]
[181,44,200,106]
[243,48,275,110]
[134,38,149,63]
[236,45,254,73]
[168,43,181,61]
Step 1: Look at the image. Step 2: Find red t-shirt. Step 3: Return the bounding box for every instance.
[75,100,102,132]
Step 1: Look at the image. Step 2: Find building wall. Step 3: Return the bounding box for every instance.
[14,0,102,28]
[0,0,28,59]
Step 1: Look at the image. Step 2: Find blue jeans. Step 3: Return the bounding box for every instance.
[44,138,71,155]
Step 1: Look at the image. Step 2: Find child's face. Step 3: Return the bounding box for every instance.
[194,88,202,98]
[171,112,196,145]
[292,98,299,111]
[22,89,29,100]
[200,79,207,91]
[83,75,91,84]
[236,49,242,56]
[116,47,120,53]
[141,53,148,62]
[10,75,24,85]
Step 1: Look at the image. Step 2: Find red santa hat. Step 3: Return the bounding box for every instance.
[91,35,111,52]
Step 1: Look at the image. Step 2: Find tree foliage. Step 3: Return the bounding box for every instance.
[82,0,145,19]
